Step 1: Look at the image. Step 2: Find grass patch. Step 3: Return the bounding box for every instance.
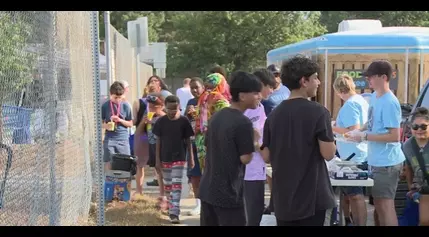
[89,195,171,226]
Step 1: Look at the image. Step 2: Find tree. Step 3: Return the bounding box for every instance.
[99,11,166,42]
[166,11,326,78]
[0,12,37,142]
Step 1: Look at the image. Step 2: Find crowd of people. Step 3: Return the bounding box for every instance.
[100,55,429,226]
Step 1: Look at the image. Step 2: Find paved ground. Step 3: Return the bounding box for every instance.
[132,170,375,226]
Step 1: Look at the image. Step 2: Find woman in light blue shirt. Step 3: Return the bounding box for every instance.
[331,74,369,226]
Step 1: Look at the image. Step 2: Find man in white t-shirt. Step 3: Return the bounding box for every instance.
[176,78,194,115]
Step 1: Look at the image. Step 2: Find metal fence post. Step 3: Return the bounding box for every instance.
[104,11,112,94]
[45,10,60,226]
[91,11,105,226]
[135,24,141,98]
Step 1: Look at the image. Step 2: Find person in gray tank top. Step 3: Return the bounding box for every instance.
[402,107,429,226]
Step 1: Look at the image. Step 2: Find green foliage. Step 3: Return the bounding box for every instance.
[103,11,429,79]
[0,12,36,96]
[99,11,166,42]
[166,11,326,77]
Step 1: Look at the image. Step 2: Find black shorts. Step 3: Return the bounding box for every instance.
[200,201,246,226]
[148,143,156,167]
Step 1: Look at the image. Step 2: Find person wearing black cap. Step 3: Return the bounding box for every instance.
[263,64,291,215]
[345,60,405,226]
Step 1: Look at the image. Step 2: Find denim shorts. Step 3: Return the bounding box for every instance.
[187,142,201,177]
[341,186,364,196]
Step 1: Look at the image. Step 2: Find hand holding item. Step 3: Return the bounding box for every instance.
[187,105,197,118]
[143,115,152,125]
[147,112,155,121]
[344,129,365,143]
[189,159,195,169]
[188,105,196,114]
[146,112,155,130]
[106,121,115,131]
[111,115,120,122]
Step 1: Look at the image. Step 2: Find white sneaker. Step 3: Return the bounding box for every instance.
[187,205,201,216]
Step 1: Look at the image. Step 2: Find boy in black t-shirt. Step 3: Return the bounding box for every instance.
[199,71,262,226]
[152,95,195,224]
[261,55,336,226]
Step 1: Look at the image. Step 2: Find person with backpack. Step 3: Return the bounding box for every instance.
[402,107,429,226]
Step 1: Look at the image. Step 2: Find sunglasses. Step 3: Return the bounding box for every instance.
[147,95,158,102]
[412,124,428,131]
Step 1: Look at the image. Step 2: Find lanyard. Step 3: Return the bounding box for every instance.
[109,100,121,123]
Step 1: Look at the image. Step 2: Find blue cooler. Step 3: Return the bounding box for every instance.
[105,170,132,202]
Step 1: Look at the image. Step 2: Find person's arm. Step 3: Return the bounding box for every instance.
[136,113,147,134]
[260,119,271,163]
[186,137,194,167]
[402,142,415,190]
[366,102,401,143]
[404,161,414,190]
[184,100,195,120]
[156,139,161,168]
[332,102,361,134]
[235,121,255,165]
[117,104,133,128]
[101,103,109,130]
[132,100,140,125]
[152,118,162,167]
[183,117,195,166]
[316,109,336,161]
[359,123,368,132]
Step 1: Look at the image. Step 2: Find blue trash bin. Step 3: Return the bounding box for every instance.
[2,105,33,144]
[104,170,132,202]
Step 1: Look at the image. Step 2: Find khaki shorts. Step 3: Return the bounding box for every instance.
[370,163,402,199]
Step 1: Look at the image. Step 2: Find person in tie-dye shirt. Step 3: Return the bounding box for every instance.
[194,73,231,173]
[243,68,276,226]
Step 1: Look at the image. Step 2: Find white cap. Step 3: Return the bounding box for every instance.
[118,80,129,88]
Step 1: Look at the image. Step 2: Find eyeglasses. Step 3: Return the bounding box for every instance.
[412,124,428,131]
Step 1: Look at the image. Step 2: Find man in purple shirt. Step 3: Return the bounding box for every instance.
[263,64,290,214]
[243,68,276,226]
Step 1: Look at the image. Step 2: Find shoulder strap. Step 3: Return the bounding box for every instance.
[411,137,429,186]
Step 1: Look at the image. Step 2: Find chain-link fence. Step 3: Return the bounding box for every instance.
[109,25,152,101]
[0,11,103,226]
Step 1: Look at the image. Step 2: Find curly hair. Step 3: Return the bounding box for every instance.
[280,55,320,90]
